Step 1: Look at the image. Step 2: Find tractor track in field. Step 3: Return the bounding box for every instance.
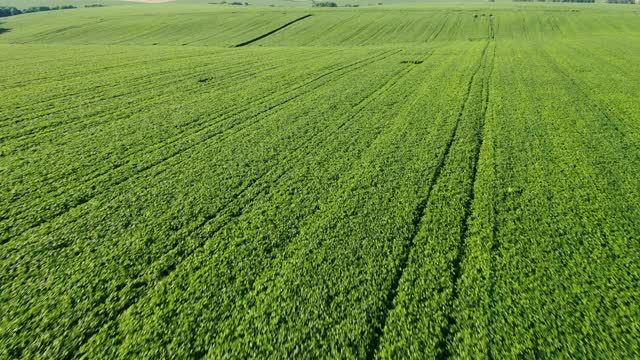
[0,52,230,123]
[0,50,399,245]
[68,53,418,358]
[561,43,639,87]
[196,54,429,360]
[430,13,450,42]
[0,60,276,142]
[365,40,493,360]
[307,14,357,45]
[9,55,400,355]
[0,49,203,91]
[0,48,329,135]
[362,47,483,359]
[0,47,328,131]
[234,14,312,47]
[541,48,640,153]
[438,40,495,360]
[2,54,217,95]
[0,50,399,246]
[0,49,323,144]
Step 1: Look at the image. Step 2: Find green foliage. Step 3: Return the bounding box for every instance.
[313,1,338,6]
[1,3,640,359]
[0,6,22,16]
[0,4,76,18]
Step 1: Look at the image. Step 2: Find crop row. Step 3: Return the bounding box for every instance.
[0,44,433,358]
[0,46,377,243]
[448,40,640,358]
[76,43,489,359]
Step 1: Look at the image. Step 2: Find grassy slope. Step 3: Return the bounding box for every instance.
[0,0,499,9]
[0,6,309,46]
[1,3,640,359]
[1,4,638,46]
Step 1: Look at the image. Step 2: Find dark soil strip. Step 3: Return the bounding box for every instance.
[234,15,312,47]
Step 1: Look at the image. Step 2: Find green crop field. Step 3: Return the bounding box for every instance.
[1,2,640,359]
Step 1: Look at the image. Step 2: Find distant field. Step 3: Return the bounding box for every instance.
[1,5,638,45]
[0,0,493,8]
[1,3,640,359]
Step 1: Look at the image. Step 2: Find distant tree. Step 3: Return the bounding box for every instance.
[0,6,22,17]
[22,6,51,13]
[1,5,77,17]
[312,1,337,6]
[51,5,76,9]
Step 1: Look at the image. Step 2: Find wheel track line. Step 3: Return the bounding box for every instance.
[195,55,428,360]
[365,42,491,360]
[0,51,228,120]
[0,57,291,144]
[0,62,221,127]
[485,44,499,360]
[438,41,495,360]
[0,47,322,125]
[0,50,398,246]
[0,60,291,211]
[543,47,640,139]
[233,14,312,47]
[365,47,485,360]
[430,13,450,42]
[3,48,377,168]
[72,53,412,356]
[0,50,308,133]
[0,48,207,91]
[0,47,323,123]
[6,58,393,356]
[1,48,333,144]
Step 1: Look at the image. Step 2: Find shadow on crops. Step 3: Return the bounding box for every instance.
[0,24,9,35]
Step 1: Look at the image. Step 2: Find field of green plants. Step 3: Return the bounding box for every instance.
[1,3,640,358]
